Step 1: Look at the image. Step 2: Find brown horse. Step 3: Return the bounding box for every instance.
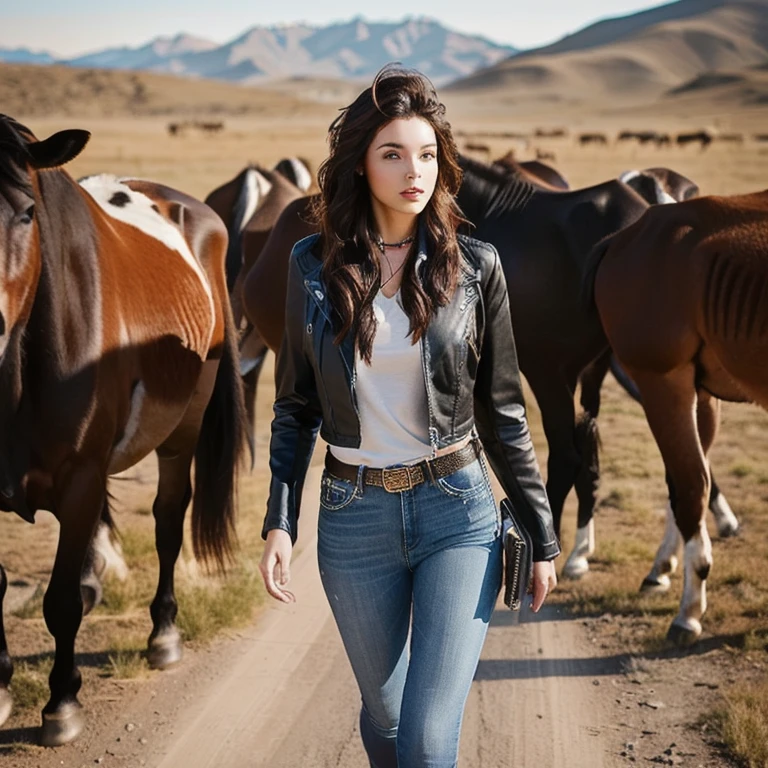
[0,116,247,745]
[588,189,768,645]
[204,164,304,465]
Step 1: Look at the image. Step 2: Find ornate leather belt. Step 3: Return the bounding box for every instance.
[324,440,481,493]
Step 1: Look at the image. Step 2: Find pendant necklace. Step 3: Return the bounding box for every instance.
[376,233,414,289]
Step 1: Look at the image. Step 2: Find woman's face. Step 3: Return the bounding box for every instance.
[363,117,438,222]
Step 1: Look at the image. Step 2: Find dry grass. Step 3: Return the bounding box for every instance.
[9,658,53,713]
[176,564,265,644]
[707,679,768,768]
[102,633,149,680]
[1,99,767,757]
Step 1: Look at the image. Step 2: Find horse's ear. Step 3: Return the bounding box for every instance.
[27,129,91,170]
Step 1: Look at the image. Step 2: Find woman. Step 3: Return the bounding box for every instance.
[259,65,559,767]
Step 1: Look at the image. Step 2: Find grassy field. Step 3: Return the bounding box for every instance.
[0,106,767,761]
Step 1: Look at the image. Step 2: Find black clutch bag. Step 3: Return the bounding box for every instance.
[500,498,533,611]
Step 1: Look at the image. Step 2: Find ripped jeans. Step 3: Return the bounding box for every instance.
[317,455,502,768]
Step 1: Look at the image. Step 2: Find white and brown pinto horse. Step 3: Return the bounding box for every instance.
[588,189,768,645]
[0,116,246,745]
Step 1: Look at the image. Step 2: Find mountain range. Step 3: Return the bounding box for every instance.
[447,0,768,105]
[0,18,516,86]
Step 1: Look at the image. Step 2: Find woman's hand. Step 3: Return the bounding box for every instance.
[530,560,557,612]
[259,529,296,603]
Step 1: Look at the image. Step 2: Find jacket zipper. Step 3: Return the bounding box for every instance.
[303,278,361,425]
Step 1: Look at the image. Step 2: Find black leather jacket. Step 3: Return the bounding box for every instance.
[262,231,560,561]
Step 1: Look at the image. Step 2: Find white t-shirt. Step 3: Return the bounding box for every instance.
[329,290,431,467]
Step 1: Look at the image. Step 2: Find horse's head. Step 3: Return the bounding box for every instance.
[619,168,699,206]
[0,116,89,360]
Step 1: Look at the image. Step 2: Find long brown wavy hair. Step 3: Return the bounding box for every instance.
[314,64,465,364]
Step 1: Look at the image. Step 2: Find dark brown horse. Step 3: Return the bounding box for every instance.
[0,116,247,745]
[588,189,768,645]
[204,164,304,465]
[241,157,730,581]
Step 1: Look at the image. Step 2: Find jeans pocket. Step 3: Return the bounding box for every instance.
[435,459,489,501]
[320,469,358,511]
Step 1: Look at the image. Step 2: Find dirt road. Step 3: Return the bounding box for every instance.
[145,466,614,768]
[2,459,740,768]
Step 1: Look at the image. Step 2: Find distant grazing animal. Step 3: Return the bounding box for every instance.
[535,148,557,163]
[0,115,246,745]
[586,189,768,645]
[196,121,225,135]
[715,132,744,144]
[241,156,727,584]
[579,132,608,146]
[464,142,491,155]
[676,130,712,149]
[753,133,768,143]
[535,128,567,138]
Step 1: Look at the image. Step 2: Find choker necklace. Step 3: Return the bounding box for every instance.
[375,233,415,254]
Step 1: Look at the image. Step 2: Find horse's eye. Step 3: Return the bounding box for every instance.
[19,204,35,225]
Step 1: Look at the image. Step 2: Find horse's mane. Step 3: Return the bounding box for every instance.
[0,115,34,195]
[458,154,536,221]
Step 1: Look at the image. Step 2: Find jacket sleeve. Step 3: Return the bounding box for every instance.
[261,248,323,544]
[473,244,560,561]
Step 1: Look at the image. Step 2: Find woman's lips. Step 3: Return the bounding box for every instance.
[400,187,424,200]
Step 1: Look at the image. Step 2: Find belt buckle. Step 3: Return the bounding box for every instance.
[381,466,412,493]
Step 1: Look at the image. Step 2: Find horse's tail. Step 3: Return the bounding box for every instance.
[224,166,264,293]
[581,232,617,312]
[609,354,642,403]
[192,304,247,573]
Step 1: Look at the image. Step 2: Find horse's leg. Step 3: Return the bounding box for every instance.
[698,395,739,537]
[526,371,579,546]
[709,470,739,537]
[644,394,736,592]
[146,449,194,670]
[79,500,129,615]
[563,350,611,578]
[632,366,711,645]
[641,498,683,593]
[241,342,268,471]
[0,564,13,726]
[613,356,739,538]
[41,464,104,746]
[147,359,218,670]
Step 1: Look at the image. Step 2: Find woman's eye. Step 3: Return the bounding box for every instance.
[421,152,436,160]
[384,152,399,160]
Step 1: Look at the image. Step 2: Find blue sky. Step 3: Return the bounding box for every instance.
[1,0,665,57]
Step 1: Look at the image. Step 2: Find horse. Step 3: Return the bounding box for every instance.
[586,189,768,645]
[0,115,247,745]
[204,164,305,466]
[676,130,713,150]
[492,151,569,191]
[241,156,734,581]
[273,157,313,193]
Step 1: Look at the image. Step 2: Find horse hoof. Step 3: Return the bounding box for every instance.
[80,574,103,616]
[562,557,589,580]
[41,702,85,747]
[640,575,670,594]
[667,621,701,648]
[0,689,12,727]
[147,630,182,670]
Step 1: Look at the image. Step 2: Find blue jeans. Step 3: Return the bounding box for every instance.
[317,454,502,768]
